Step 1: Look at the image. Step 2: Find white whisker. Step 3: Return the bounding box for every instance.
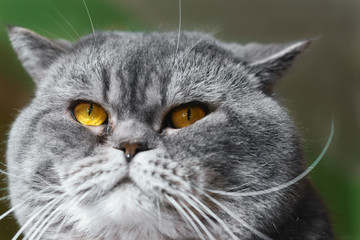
[188,193,238,240]
[156,198,162,227]
[26,193,70,240]
[174,26,220,73]
[82,0,96,41]
[25,199,61,240]
[33,191,90,240]
[48,1,81,39]
[174,0,182,61]
[166,195,205,239]
[0,161,8,167]
[200,189,272,240]
[52,209,72,240]
[47,14,76,41]
[0,195,10,201]
[32,209,63,240]
[0,187,58,222]
[0,169,30,182]
[179,193,217,232]
[33,25,62,39]
[207,118,334,197]
[0,202,24,221]
[0,167,56,191]
[12,195,64,240]
[182,26,220,60]
[179,199,215,240]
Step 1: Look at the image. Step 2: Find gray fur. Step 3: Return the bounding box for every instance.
[6,26,332,239]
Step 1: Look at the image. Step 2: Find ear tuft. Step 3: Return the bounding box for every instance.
[7,26,71,85]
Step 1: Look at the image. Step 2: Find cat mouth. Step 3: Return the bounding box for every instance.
[114,176,133,188]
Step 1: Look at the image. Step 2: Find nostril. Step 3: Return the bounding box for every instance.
[117,142,150,163]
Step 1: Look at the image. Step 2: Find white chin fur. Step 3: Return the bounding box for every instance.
[69,183,185,239]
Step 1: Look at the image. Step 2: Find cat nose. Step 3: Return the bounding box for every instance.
[118,142,149,163]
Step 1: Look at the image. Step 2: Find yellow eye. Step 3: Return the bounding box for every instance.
[73,102,108,126]
[171,105,206,129]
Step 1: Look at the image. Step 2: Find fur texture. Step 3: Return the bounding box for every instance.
[6,26,333,239]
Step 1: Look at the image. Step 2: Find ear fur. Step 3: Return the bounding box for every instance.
[7,25,71,85]
[247,40,311,94]
[221,39,312,95]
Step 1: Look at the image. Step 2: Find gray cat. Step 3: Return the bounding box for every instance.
[5,25,333,239]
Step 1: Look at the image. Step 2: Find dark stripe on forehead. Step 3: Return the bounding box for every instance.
[101,68,110,103]
[126,49,142,110]
[71,74,90,86]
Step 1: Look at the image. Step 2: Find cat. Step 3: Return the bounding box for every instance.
[4,24,334,239]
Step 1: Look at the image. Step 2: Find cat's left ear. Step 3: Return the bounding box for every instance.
[243,40,311,95]
[7,25,72,85]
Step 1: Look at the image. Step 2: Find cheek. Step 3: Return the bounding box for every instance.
[161,116,272,188]
[35,117,100,162]
[163,119,233,160]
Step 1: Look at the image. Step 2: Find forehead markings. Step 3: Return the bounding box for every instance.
[101,68,110,103]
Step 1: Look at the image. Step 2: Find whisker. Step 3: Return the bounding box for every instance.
[32,191,90,240]
[181,25,220,61]
[0,201,25,221]
[179,193,218,232]
[179,199,215,240]
[47,14,76,41]
[82,0,96,41]
[52,206,79,240]
[173,0,182,62]
[24,198,62,240]
[0,170,59,197]
[156,198,162,227]
[173,26,220,73]
[187,193,238,240]
[0,195,10,201]
[32,25,62,39]
[0,169,30,182]
[0,187,57,222]
[31,208,63,240]
[12,195,64,240]
[52,213,68,240]
[48,0,81,39]
[207,118,334,197]
[166,195,205,239]
[200,189,272,240]
[25,190,73,240]
[33,174,62,191]
[0,161,8,167]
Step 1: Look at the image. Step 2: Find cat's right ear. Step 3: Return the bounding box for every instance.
[7,25,72,85]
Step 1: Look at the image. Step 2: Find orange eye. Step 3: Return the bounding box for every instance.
[170,105,206,129]
[73,102,108,126]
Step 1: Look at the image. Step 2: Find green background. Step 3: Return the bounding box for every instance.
[0,0,359,239]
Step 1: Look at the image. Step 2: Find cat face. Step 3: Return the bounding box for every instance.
[6,27,309,239]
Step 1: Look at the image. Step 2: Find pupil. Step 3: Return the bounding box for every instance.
[88,103,93,116]
[187,107,191,121]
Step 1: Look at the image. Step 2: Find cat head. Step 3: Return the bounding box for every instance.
[6,26,309,239]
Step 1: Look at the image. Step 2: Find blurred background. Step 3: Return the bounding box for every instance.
[0,0,359,239]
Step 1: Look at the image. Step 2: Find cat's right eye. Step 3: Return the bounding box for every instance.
[72,102,108,126]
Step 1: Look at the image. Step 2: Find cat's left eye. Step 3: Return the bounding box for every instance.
[72,102,108,126]
[170,104,206,129]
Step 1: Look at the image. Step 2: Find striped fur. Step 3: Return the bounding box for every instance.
[6,27,332,239]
